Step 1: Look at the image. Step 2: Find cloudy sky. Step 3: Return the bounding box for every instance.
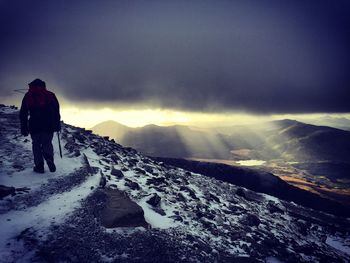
[1,0,349,126]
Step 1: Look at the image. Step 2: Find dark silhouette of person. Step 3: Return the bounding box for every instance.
[20,78,61,173]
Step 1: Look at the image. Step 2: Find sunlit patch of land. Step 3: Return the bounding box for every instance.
[189,157,350,207]
[279,175,350,206]
[236,160,266,166]
[258,161,350,206]
[188,158,267,167]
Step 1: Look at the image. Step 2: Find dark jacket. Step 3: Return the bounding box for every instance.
[20,86,61,135]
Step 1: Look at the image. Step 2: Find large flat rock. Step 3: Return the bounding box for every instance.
[100,188,148,228]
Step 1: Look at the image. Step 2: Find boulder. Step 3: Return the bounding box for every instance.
[109,154,120,164]
[100,189,148,228]
[240,214,261,227]
[146,194,166,215]
[124,179,140,190]
[267,201,284,214]
[146,193,161,207]
[111,168,124,179]
[146,177,166,186]
[236,188,246,198]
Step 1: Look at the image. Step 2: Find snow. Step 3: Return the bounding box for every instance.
[0,173,100,258]
[0,130,82,191]
[265,256,285,263]
[138,198,179,229]
[0,106,17,114]
[326,236,350,255]
[0,155,82,191]
[263,193,282,204]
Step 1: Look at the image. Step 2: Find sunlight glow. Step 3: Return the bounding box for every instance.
[61,107,194,128]
[3,91,350,129]
[60,105,350,130]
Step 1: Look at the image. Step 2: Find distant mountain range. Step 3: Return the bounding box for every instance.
[299,116,350,131]
[259,119,350,162]
[92,119,350,162]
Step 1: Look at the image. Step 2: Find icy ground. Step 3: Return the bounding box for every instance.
[0,105,349,263]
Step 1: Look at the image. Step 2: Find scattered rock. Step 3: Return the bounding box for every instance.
[142,165,154,173]
[124,179,140,190]
[99,174,107,189]
[236,188,246,198]
[109,154,120,164]
[12,164,24,171]
[240,214,261,227]
[110,168,124,179]
[295,220,310,236]
[146,193,161,207]
[267,201,284,214]
[146,193,166,215]
[134,168,146,175]
[146,177,166,186]
[169,215,183,222]
[196,211,205,219]
[0,185,16,198]
[73,132,86,143]
[180,186,198,200]
[177,193,187,202]
[203,211,215,221]
[209,193,220,203]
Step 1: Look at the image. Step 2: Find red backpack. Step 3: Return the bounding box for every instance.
[25,86,55,109]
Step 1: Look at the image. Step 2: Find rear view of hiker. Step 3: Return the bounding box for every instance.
[20,79,61,173]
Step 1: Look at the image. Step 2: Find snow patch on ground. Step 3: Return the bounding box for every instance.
[326,236,350,256]
[265,256,285,263]
[0,173,100,257]
[0,155,82,191]
[138,198,178,229]
[263,193,282,204]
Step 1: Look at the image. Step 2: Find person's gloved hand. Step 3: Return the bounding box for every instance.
[54,122,61,132]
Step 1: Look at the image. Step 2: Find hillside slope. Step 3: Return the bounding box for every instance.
[0,105,349,263]
[263,120,350,161]
[153,157,350,217]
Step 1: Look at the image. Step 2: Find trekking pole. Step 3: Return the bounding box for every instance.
[57,131,63,158]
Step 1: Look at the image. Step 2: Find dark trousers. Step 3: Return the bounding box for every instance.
[31,132,54,168]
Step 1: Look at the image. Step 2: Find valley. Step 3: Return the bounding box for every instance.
[189,157,350,207]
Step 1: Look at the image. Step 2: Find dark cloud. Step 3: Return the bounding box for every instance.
[1,0,349,113]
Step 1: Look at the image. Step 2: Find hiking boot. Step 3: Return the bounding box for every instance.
[33,166,44,173]
[47,161,56,172]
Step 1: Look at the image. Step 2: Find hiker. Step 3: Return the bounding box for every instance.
[19,78,61,173]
